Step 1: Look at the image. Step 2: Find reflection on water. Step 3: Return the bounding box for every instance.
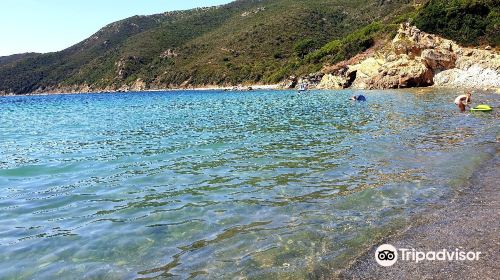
[0,89,498,279]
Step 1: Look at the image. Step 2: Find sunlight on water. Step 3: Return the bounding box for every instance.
[0,89,498,279]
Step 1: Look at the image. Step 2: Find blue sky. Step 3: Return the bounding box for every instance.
[0,0,233,56]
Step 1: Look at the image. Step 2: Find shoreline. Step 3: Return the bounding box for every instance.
[0,84,282,97]
[1,85,498,97]
[338,148,499,279]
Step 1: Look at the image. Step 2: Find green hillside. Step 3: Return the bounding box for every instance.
[0,0,497,94]
[0,53,40,66]
[413,0,499,46]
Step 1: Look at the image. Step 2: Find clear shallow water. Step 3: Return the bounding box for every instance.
[0,89,498,279]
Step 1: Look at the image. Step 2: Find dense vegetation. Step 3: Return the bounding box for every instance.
[0,53,40,66]
[0,0,497,94]
[413,0,499,46]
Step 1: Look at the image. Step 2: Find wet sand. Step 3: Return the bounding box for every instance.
[339,149,499,279]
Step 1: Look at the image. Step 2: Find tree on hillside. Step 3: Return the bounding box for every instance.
[294,39,315,59]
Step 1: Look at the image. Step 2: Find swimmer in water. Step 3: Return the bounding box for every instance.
[350,95,366,101]
[454,91,472,112]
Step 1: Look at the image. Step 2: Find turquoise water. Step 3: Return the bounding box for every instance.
[0,89,498,279]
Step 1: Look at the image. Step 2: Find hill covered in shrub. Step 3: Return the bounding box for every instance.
[0,0,497,94]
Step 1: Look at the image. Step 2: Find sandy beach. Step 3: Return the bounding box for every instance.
[339,149,499,279]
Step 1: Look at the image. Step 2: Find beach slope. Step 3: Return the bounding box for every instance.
[340,151,499,279]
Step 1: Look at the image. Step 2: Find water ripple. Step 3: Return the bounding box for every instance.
[0,89,498,279]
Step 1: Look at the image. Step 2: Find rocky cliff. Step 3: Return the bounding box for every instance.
[310,24,500,90]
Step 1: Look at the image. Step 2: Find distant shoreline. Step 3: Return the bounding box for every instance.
[0,84,281,96]
[1,85,499,97]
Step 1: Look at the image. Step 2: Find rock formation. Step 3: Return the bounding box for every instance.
[316,74,346,89]
[311,24,500,90]
[279,76,298,89]
[366,55,434,89]
[434,48,500,88]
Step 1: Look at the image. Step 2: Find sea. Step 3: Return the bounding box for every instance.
[0,89,498,279]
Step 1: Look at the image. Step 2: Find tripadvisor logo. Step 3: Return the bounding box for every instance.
[375,244,481,267]
[375,244,398,267]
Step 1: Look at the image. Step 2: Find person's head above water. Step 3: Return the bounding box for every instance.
[351,95,366,101]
